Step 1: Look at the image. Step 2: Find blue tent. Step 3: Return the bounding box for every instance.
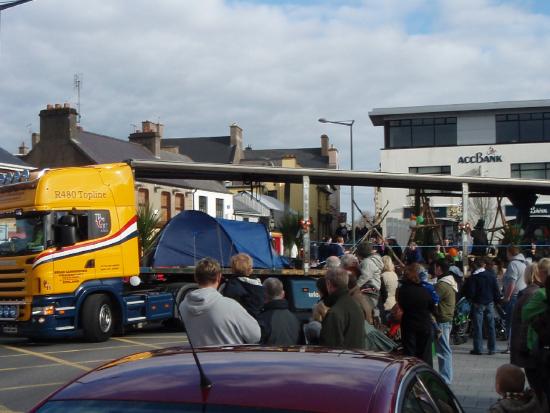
[152,210,284,269]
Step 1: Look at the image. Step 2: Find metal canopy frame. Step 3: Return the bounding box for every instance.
[129,159,550,272]
[130,160,550,196]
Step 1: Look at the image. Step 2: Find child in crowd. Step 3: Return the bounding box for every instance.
[488,364,543,413]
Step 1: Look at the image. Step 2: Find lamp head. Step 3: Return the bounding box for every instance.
[318,118,328,123]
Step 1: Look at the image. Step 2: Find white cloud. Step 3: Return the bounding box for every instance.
[1,0,550,214]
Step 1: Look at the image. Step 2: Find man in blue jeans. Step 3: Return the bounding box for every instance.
[500,246,526,353]
[434,260,458,384]
[463,257,501,355]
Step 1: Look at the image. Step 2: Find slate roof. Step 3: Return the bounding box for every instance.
[233,197,264,216]
[0,147,31,168]
[243,148,329,169]
[140,178,230,194]
[162,136,236,164]
[72,131,228,193]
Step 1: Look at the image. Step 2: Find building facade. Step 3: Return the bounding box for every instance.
[21,104,233,225]
[369,100,550,242]
[163,128,340,240]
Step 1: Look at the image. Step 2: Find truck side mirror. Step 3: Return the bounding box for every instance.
[57,226,76,247]
[56,215,77,247]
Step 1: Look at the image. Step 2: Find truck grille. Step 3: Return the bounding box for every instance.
[0,269,26,294]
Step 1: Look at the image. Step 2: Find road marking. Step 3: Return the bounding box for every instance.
[111,337,163,349]
[0,382,65,392]
[0,340,186,358]
[1,345,91,372]
[0,403,20,413]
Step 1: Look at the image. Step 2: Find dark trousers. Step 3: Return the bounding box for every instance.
[402,326,433,367]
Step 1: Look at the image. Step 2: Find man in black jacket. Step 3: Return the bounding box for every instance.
[320,268,365,349]
[463,257,501,355]
[257,278,301,346]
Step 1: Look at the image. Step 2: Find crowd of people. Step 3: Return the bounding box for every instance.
[177,238,550,412]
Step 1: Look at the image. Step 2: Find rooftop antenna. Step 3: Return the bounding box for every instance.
[73,73,83,124]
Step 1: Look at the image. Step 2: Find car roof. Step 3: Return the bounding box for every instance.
[48,346,418,413]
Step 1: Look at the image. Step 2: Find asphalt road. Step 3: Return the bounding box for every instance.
[0,326,187,413]
[0,328,507,413]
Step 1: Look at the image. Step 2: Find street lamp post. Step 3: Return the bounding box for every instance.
[318,118,356,246]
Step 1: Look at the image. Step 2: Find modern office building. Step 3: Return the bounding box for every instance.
[369,99,550,242]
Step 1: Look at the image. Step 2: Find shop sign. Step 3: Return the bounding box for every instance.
[404,206,447,219]
[458,146,502,164]
[505,204,550,217]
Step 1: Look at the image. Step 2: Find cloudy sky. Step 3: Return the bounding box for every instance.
[1,0,550,214]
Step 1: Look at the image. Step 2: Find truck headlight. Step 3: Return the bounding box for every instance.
[32,305,55,316]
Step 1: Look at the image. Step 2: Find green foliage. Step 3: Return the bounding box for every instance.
[279,212,302,255]
[137,204,160,257]
[498,223,523,246]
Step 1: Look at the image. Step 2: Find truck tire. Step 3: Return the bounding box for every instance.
[82,294,114,342]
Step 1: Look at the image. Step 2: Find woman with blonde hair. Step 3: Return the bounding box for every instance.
[380,255,399,323]
[221,253,264,318]
[510,262,545,399]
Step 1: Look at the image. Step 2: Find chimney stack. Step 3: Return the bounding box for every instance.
[18,141,29,155]
[328,145,338,169]
[230,123,243,163]
[321,134,329,157]
[31,132,40,148]
[39,103,78,144]
[128,120,163,158]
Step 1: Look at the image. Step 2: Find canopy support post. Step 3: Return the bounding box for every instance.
[462,183,469,273]
[303,175,310,274]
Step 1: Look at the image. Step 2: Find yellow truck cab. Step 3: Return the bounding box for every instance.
[0,163,173,341]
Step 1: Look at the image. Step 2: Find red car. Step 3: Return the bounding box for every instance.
[30,346,464,413]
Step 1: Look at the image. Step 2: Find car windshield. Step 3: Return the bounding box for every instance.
[0,214,46,256]
[37,400,309,413]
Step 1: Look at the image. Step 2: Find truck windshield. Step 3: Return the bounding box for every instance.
[0,214,46,256]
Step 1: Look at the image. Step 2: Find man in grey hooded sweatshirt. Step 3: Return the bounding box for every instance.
[179,257,261,347]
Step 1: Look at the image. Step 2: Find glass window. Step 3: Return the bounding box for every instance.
[496,112,550,143]
[137,188,149,208]
[496,118,519,143]
[37,400,310,413]
[216,198,224,218]
[389,124,412,148]
[434,124,457,146]
[520,118,543,142]
[199,196,208,213]
[160,191,171,223]
[544,119,550,141]
[417,371,462,413]
[89,211,111,239]
[409,166,451,175]
[175,193,185,215]
[510,163,550,179]
[0,214,46,256]
[402,377,438,413]
[387,117,456,148]
[412,124,434,147]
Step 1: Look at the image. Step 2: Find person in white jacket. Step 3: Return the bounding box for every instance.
[179,257,261,347]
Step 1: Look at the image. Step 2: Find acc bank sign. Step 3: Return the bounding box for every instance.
[458,147,502,164]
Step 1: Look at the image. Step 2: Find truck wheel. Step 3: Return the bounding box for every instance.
[82,294,114,342]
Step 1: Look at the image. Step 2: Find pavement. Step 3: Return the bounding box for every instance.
[0,327,508,413]
[449,338,509,413]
